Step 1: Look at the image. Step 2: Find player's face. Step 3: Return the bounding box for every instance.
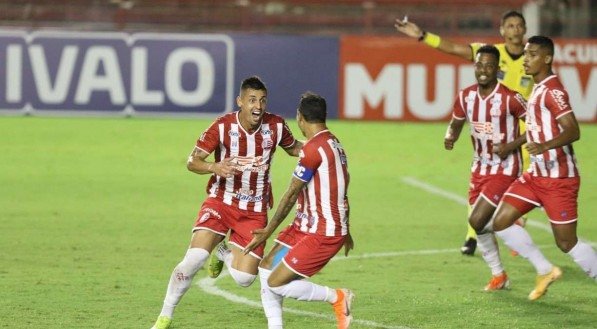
[500,16,526,45]
[523,43,549,76]
[237,88,267,130]
[474,53,499,87]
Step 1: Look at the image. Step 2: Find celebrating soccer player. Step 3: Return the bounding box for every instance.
[150,76,303,329]
[395,11,532,256]
[444,45,541,291]
[492,36,597,300]
[244,92,355,329]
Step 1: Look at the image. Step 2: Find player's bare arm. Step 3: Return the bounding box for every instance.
[243,177,306,254]
[394,16,473,61]
[444,118,465,150]
[186,147,238,178]
[526,112,580,155]
[283,140,304,157]
[493,133,527,159]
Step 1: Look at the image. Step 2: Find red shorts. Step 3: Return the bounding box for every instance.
[274,225,345,278]
[502,172,580,224]
[193,197,267,258]
[469,173,518,207]
[274,224,308,248]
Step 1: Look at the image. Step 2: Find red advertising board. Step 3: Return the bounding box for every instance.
[339,35,596,122]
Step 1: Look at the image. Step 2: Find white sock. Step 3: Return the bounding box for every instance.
[477,233,504,276]
[259,268,283,329]
[229,267,257,287]
[269,280,337,303]
[567,241,597,280]
[495,225,553,275]
[160,248,210,318]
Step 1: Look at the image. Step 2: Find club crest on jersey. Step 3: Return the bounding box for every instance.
[490,107,501,117]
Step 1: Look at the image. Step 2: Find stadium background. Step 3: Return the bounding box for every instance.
[0,0,594,121]
[1,1,596,328]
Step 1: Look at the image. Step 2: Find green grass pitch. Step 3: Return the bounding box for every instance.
[1,116,596,328]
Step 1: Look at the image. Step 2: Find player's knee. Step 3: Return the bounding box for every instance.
[469,215,485,233]
[260,254,275,270]
[268,283,287,296]
[555,237,578,253]
[229,267,257,287]
[179,248,210,274]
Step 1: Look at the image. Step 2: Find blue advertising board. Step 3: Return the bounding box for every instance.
[0,30,338,118]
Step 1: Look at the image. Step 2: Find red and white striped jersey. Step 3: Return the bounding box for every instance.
[195,111,297,213]
[452,82,526,176]
[291,130,349,237]
[526,75,579,178]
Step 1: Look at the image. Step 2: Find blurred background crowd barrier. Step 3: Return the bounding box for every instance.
[0,0,594,121]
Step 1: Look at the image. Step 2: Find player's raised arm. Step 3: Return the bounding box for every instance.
[394,16,474,61]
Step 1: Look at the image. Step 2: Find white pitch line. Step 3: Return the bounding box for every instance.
[197,271,411,329]
[195,176,595,329]
[401,176,596,246]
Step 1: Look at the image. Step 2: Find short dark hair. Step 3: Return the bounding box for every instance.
[240,76,267,93]
[527,35,554,56]
[501,10,525,26]
[298,92,326,123]
[477,45,500,62]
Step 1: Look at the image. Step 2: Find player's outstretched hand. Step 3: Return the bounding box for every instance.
[492,143,511,159]
[243,228,271,255]
[394,16,423,39]
[214,157,240,178]
[343,233,354,257]
[525,142,546,155]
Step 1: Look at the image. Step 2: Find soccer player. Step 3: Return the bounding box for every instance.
[150,76,303,329]
[395,10,532,256]
[243,92,355,329]
[492,36,597,300]
[445,45,538,291]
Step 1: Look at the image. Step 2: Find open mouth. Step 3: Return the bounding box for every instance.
[251,110,262,120]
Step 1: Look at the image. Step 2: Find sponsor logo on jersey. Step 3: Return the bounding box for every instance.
[550,89,569,111]
[230,156,269,173]
[514,93,527,107]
